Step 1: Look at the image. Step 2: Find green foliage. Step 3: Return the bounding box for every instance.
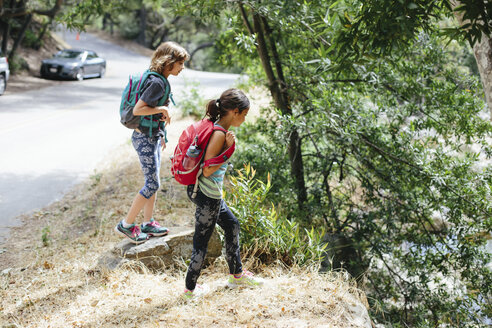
[176,1,492,325]
[41,226,51,247]
[21,29,41,49]
[237,32,491,325]
[177,80,205,119]
[117,15,140,40]
[8,55,29,74]
[58,0,127,30]
[89,171,102,189]
[225,164,326,267]
[332,0,492,71]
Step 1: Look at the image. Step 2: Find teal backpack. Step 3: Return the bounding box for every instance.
[119,69,175,137]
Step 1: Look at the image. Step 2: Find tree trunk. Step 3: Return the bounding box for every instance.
[137,7,147,46]
[242,7,307,209]
[102,13,109,30]
[1,19,9,54]
[451,0,492,120]
[8,13,31,61]
[472,36,492,120]
[188,42,214,68]
[152,16,181,49]
[35,18,52,49]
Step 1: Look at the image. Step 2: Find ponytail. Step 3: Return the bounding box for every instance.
[205,88,250,121]
[205,99,224,122]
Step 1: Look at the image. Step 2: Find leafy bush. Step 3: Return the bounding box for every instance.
[178,80,205,119]
[230,29,492,325]
[8,55,29,74]
[225,164,326,267]
[22,29,41,49]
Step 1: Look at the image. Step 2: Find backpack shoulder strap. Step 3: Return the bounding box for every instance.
[147,71,171,106]
[203,124,235,167]
[213,125,227,133]
[203,143,235,167]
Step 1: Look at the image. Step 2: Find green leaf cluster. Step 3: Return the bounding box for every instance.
[225,164,326,267]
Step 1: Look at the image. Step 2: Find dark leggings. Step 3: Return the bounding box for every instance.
[185,185,242,291]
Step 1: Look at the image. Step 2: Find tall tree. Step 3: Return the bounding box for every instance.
[451,0,492,119]
[238,4,307,209]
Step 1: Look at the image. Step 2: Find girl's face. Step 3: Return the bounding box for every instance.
[167,60,185,76]
[231,108,249,127]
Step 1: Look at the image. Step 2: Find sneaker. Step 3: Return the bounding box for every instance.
[141,218,169,237]
[114,221,149,244]
[227,270,265,288]
[182,284,209,300]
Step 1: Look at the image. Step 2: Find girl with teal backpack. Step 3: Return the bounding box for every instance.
[115,41,189,244]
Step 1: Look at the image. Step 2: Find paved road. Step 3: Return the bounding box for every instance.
[0,30,240,243]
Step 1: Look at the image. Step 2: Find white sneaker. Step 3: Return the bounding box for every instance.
[227,270,265,288]
[182,284,209,300]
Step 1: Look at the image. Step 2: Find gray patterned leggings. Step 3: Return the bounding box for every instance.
[132,130,161,199]
[185,185,243,291]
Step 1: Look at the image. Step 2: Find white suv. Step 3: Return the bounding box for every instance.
[0,51,10,96]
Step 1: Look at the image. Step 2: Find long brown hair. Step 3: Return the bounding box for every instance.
[205,88,250,122]
[149,41,189,75]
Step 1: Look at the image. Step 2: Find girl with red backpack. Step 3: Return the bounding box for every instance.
[115,42,189,244]
[183,88,264,300]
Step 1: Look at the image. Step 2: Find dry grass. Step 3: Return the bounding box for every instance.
[0,138,370,327]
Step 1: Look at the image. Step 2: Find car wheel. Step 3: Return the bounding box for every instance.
[0,74,6,96]
[75,68,84,81]
[99,66,105,78]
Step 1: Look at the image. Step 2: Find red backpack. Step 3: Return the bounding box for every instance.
[171,119,235,188]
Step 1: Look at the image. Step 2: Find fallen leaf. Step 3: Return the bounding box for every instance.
[43,261,54,270]
[144,298,152,304]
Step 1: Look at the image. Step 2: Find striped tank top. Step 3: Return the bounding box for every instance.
[197,123,230,199]
[198,162,228,199]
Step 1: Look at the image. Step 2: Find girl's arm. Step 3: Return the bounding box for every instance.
[133,99,170,125]
[202,131,235,177]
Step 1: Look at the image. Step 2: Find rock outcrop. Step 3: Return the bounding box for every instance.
[98,227,222,271]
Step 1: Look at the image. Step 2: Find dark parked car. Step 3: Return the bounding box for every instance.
[40,49,106,81]
[0,51,9,96]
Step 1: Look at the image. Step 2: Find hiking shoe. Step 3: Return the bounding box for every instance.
[141,218,169,237]
[114,221,149,244]
[182,284,209,300]
[227,270,265,288]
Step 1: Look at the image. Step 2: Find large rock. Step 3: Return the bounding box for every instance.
[97,227,222,271]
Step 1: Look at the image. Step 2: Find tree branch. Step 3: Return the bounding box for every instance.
[238,2,254,35]
[33,0,63,18]
[1,0,63,18]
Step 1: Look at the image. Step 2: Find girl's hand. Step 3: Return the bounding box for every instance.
[225,131,235,148]
[159,107,171,125]
[161,137,166,150]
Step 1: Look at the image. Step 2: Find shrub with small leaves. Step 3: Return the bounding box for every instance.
[225,164,326,267]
